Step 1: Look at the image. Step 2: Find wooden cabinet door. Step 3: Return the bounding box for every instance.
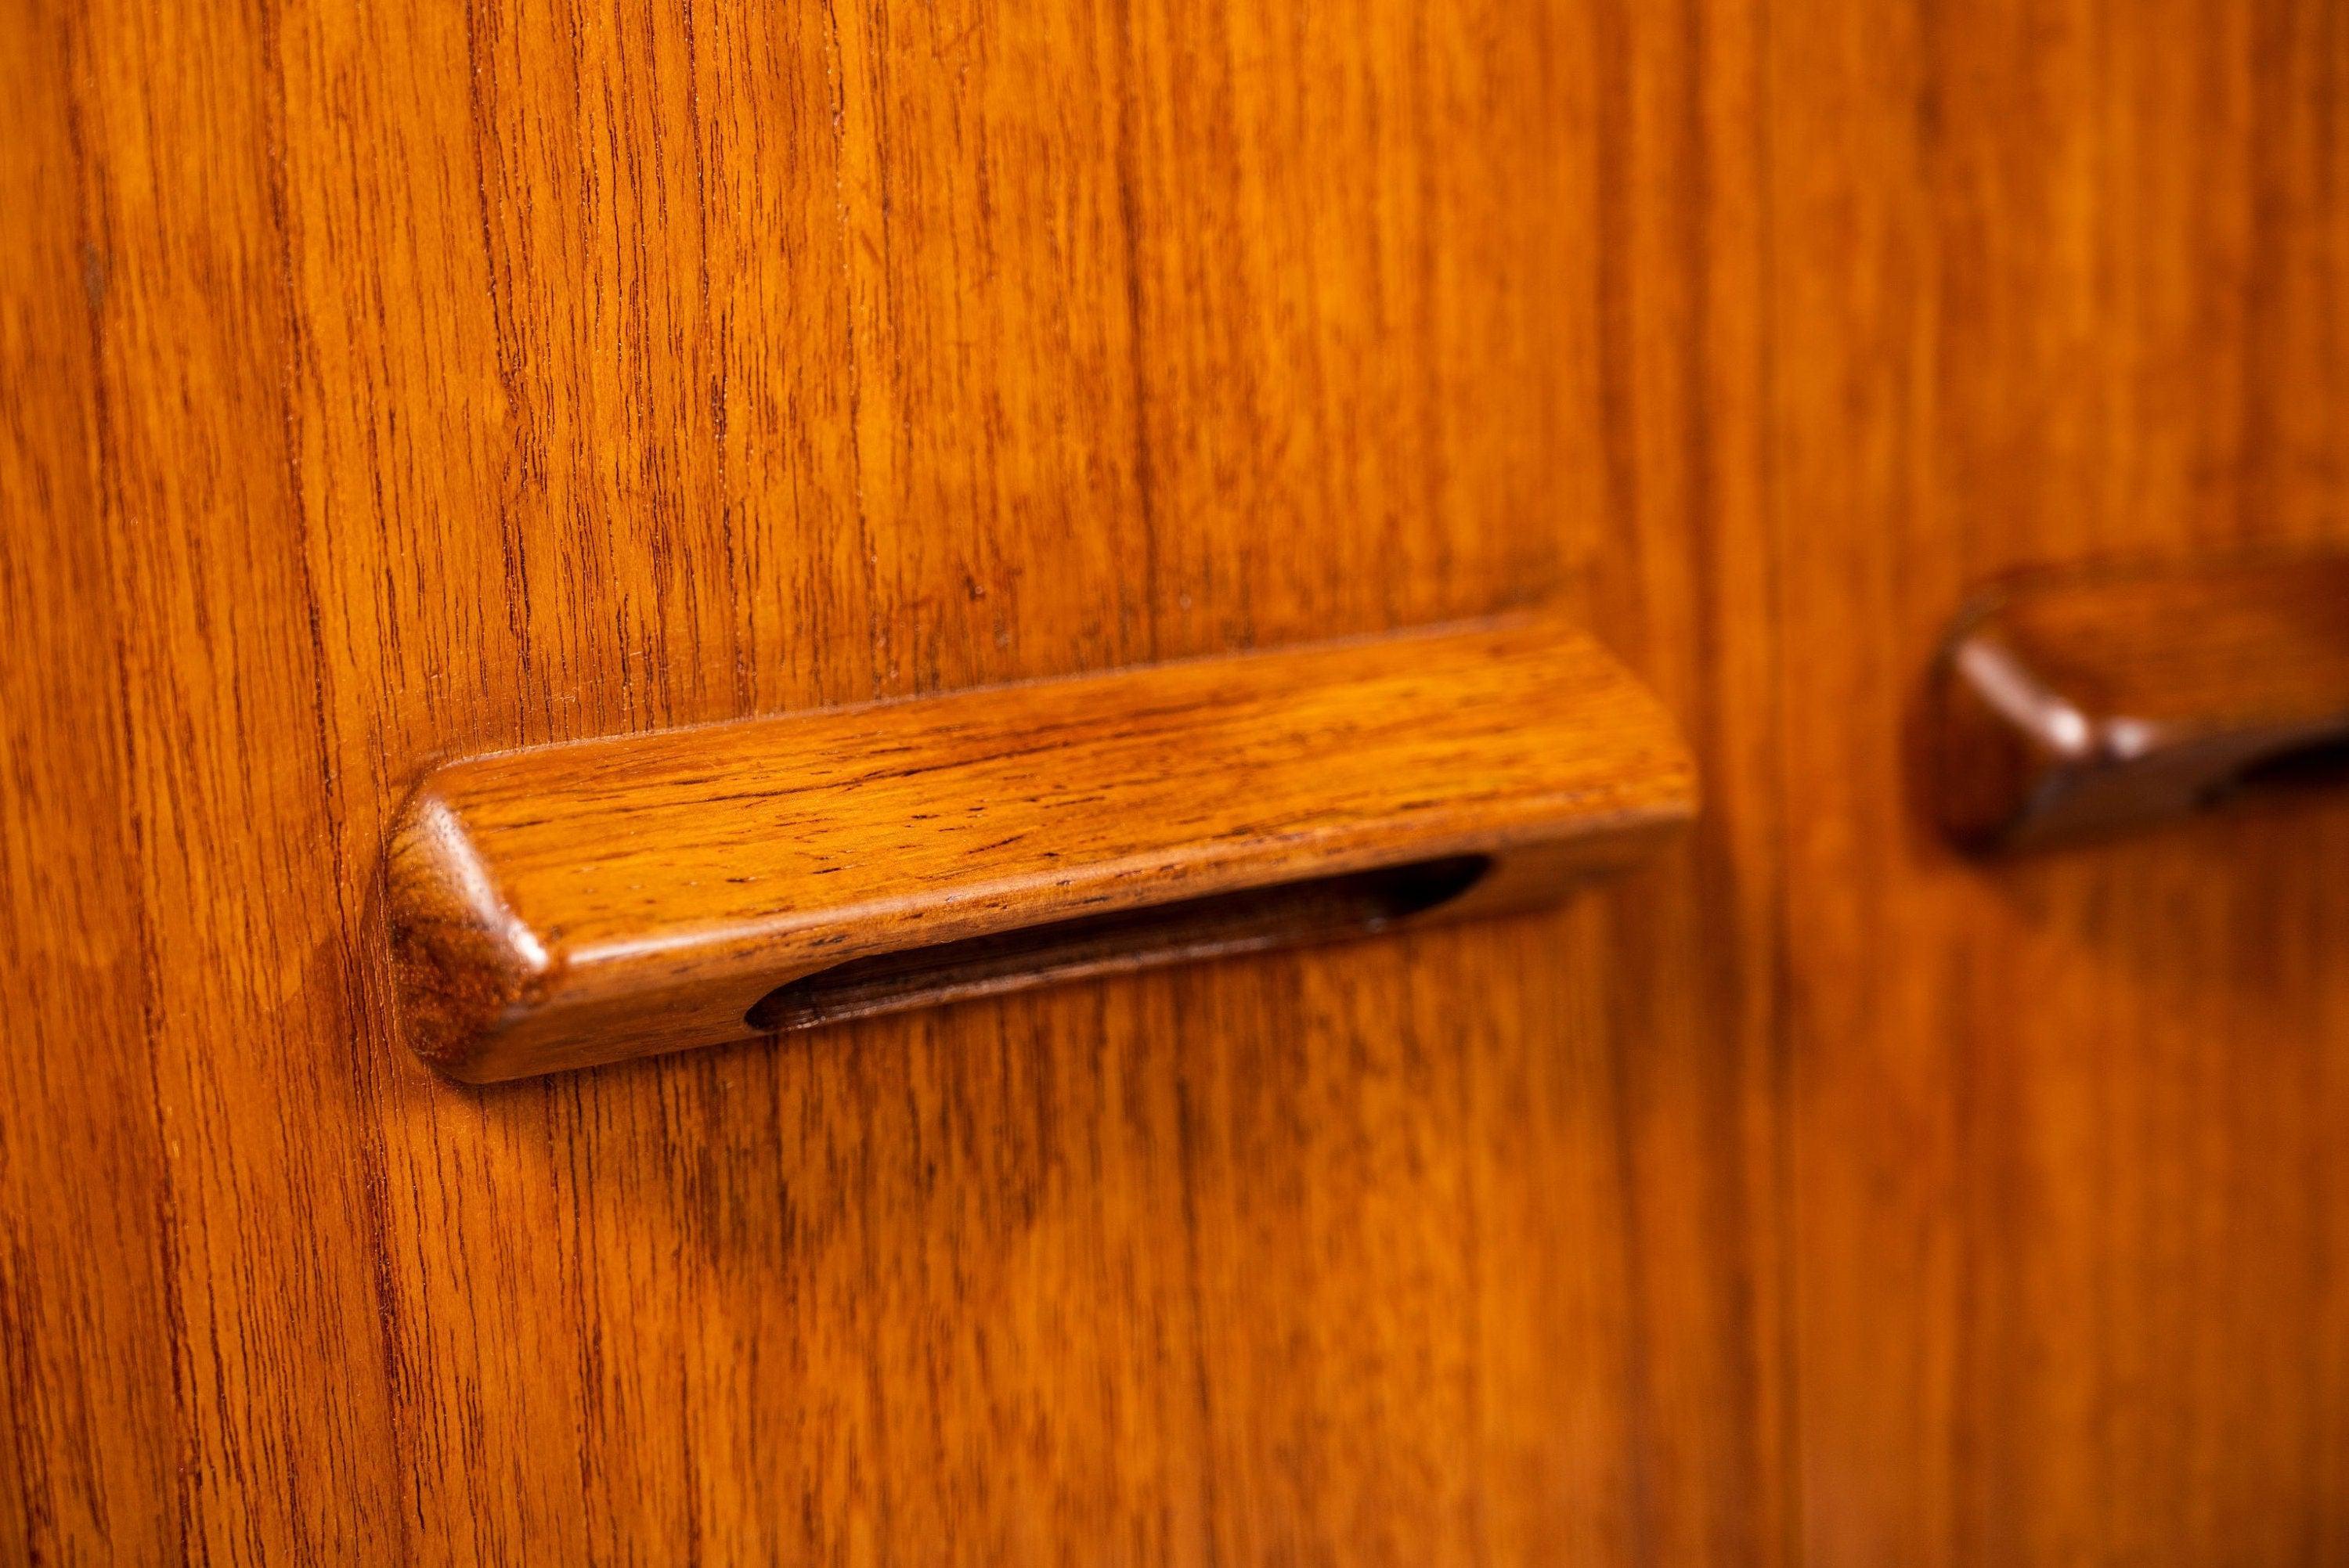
[4,0,2344,1561]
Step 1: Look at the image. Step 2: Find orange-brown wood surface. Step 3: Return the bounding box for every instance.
[2,0,2345,1562]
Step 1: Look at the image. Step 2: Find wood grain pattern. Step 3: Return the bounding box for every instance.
[392,618,1694,1080]
[1932,555,2349,846]
[3,0,2346,1560]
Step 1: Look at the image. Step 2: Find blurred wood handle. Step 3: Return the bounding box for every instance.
[1930,556,2349,850]
[387,617,1698,1082]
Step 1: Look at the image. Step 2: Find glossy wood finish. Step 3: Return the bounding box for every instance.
[393,619,1694,1080]
[1932,557,2349,847]
[4,0,2346,1563]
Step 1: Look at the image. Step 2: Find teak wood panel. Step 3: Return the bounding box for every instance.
[3,0,2346,1565]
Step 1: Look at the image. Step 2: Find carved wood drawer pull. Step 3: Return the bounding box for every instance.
[1931,556,2349,850]
[385,618,1696,1081]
